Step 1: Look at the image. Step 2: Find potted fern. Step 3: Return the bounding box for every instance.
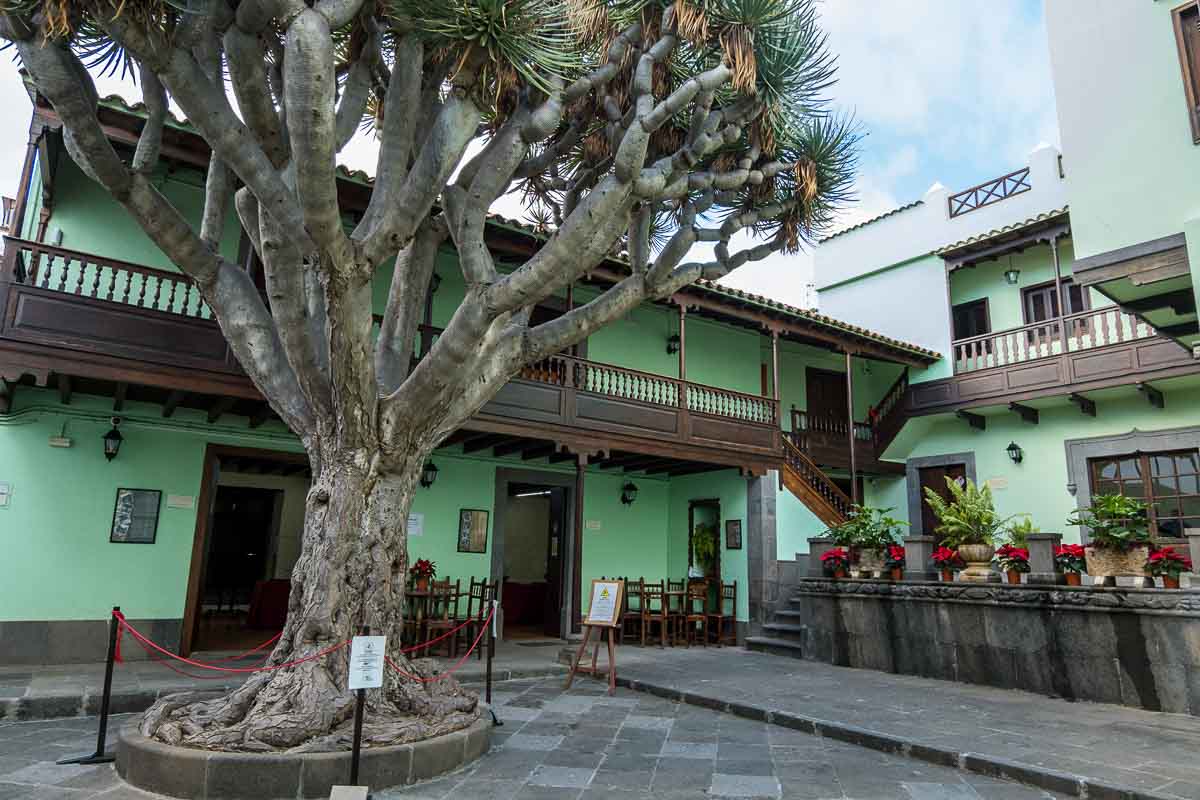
[923,478,1018,582]
[825,505,906,577]
[1066,494,1152,581]
[692,522,719,578]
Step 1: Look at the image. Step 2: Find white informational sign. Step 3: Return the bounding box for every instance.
[167,494,195,509]
[584,579,623,627]
[348,635,387,690]
[406,513,424,537]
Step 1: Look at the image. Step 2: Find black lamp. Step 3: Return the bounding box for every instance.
[420,461,439,489]
[666,335,680,355]
[1003,255,1020,285]
[620,481,638,505]
[102,417,123,462]
[1006,441,1024,464]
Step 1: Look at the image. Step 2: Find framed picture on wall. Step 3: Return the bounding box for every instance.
[110,488,162,544]
[725,519,743,550]
[457,508,489,553]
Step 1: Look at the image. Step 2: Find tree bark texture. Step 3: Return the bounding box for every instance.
[1,0,853,753]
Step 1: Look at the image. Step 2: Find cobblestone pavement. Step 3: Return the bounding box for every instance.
[378,677,1065,800]
[0,677,1066,799]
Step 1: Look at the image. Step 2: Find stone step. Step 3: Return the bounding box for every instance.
[744,636,804,659]
[771,609,806,621]
[760,622,806,642]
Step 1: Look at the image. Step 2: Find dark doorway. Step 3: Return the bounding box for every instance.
[688,499,722,584]
[806,367,848,423]
[918,463,967,541]
[502,483,568,639]
[194,485,284,652]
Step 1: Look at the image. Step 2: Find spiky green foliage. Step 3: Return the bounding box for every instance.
[923,478,1020,548]
[826,505,907,551]
[1066,494,1151,552]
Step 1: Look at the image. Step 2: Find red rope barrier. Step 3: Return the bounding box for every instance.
[206,631,283,663]
[397,614,480,654]
[385,605,494,684]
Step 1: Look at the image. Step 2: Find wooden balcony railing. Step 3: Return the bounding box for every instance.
[4,237,212,319]
[953,307,1158,374]
[871,368,909,452]
[947,167,1031,218]
[782,434,853,525]
[790,408,872,445]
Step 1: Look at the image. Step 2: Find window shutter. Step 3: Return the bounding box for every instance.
[1174,3,1200,142]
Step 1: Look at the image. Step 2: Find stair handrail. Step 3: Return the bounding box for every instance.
[872,367,909,452]
[782,434,853,521]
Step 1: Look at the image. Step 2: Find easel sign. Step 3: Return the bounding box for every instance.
[565,579,624,695]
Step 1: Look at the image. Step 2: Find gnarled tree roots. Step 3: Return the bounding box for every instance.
[141,657,480,753]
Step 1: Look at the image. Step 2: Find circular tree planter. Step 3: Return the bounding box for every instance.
[116,712,492,799]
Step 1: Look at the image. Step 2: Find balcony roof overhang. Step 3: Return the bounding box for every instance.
[937,207,1071,272]
[24,82,939,369]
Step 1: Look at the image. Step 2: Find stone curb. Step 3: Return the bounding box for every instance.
[0,666,567,723]
[615,676,1171,800]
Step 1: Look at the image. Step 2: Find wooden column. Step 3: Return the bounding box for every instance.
[845,350,858,506]
[571,455,586,634]
[770,330,781,401]
[1050,235,1070,353]
[566,283,575,356]
[7,126,40,239]
[677,303,687,382]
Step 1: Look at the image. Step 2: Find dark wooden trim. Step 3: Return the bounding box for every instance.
[248,404,273,429]
[1069,393,1096,417]
[1159,320,1200,337]
[571,457,585,635]
[1172,0,1200,145]
[946,166,1032,218]
[180,444,218,656]
[943,221,1070,271]
[951,297,991,340]
[206,396,236,424]
[491,438,528,458]
[1008,402,1038,425]
[462,433,506,454]
[1071,232,1189,284]
[844,352,858,505]
[1137,382,1165,409]
[112,381,127,412]
[1123,288,1196,315]
[956,410,985,430]
[56,373,70,405]
[0,377,10,414]
[1019,277,1090,325]
[162,389,186,418]
[520,443,556,461]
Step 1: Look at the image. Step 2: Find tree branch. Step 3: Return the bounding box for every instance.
[131,63,166,173]
[376,215,446,394]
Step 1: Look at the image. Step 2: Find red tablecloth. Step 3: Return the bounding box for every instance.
[247,579,291,629]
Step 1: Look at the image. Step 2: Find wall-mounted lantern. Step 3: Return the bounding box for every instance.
[666,335,680,355]
[1003,255,1020,285]
[419,461,439,489]
[620,481,638,505]
[102,417,123,462]
[1006,441,1024,464]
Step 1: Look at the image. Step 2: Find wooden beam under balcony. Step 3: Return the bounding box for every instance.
[112,382,127,412]
[162,390,186,418]
[956,410,986,430]
[56,373,71,405]
[461,433,505,454]
[0,378,10,414]
[207,396,236,424]
[248,404,273,429]
[1121,289,1195,316]
[1137,382,1164,409]
[1008,403,1039,425]
[1068,393,1096,417]
[521,443,556,461]
[492,438,529,458]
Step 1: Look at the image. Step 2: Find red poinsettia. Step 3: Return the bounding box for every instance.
[820,547,850,573]
[409,558,437,579]
[1053,544,1086,574]
[1147,547,1192,578]
[885,544,906,569]
[995,544,1030,573]
[932,546,963,568]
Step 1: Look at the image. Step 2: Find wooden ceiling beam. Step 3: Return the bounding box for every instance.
[112,381,127,412]
[248,404,273,429]
[956,410,986,430]
[622,456,677,473]
[461,433,505,454]
[0,378,11,414]
[521,443,557,461]
[1124,289,1196,315]
[57,373,71,405]
[207,396,236,424]
[1137,382,1164,409]
[1158,320,1200,337]
[492,438,531,458]
[162,390,186,418]
[1068,393,1096,417]
[1008,402,1038,425]
[547,450,577,464]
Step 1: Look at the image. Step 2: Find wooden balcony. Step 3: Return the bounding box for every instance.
[0,237,781,469]
[785,410,903,476]
[908,306,1199,414]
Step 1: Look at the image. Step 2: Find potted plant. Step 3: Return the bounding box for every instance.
[885,544,906,580]
[1054,544,1087,585]
[692,522,719,577]
[409,558,437,592]
[820,547,850,579]
[1066,494,1152,580]
[1147,547,1192,589]
[995,544,1030,585]
[924,478,1017,582]
[1007,516,1038,547]
[825,505,906,577]
[932,546,962,582]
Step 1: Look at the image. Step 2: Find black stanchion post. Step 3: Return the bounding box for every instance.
[58,606,119,765]
[486,600,501,727]
[349,625,368,787]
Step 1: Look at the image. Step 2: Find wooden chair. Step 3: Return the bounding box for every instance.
[682,580,709,647]
[620,577,645,645]
[422,579,460,657]
[706,581,737,646]
[641,581,670,647]
[666,578,686,645]
[454,577,486,655]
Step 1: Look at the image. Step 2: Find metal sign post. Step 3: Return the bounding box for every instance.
[485,599,502,727]
[58,606,120,765]
[345,626,385,790]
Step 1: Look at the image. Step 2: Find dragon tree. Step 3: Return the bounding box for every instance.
[0,0,856,750]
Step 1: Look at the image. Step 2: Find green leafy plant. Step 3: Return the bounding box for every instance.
[692,522,719,570]
[923,478,1019,547]
[1006,516,1039,548]
[1066,494,1151,552]
[825,505,906,551]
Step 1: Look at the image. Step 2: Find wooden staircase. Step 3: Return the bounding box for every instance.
[781,435,853,527]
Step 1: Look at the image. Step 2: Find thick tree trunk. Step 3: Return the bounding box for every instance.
[142,448,480,752]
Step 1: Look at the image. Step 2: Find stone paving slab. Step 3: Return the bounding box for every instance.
[587,644,1200,800]
[0,640,567,722]
[0,678,1070,799]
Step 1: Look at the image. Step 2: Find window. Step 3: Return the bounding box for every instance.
[952,299,990,341]
[1173,1,1200,143]
[1021,279,1089,325]
[1088,449,1200,537]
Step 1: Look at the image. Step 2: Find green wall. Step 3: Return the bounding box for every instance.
[665,469,750,621]
[877,381,1200,545]
[776,482,827,559]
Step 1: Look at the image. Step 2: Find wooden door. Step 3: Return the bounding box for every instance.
[918,463,966,539]
[543,487,567,638]
[806,368,847,424]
